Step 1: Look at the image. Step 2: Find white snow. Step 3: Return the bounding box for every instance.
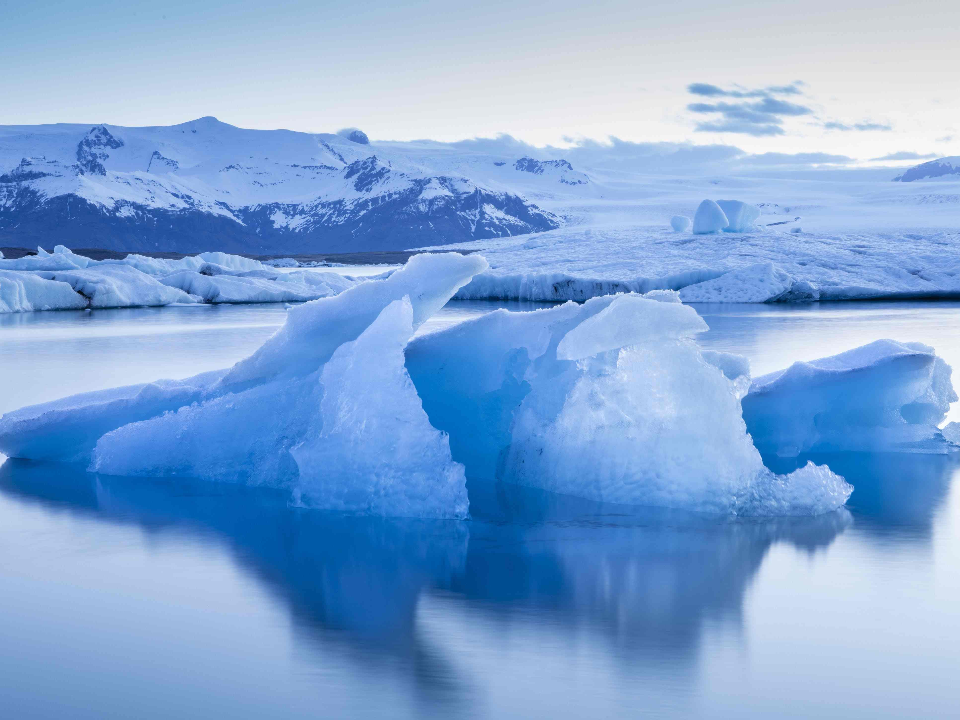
[692,200,729,234]
[742,339,958,456]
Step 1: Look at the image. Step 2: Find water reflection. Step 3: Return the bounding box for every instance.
[0,459,859,707]
[764,452,958,544]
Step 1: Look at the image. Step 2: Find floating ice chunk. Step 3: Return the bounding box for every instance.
[943,422,960,446]
[679,262,819,303]
[158,270,333,304]
[291,298,468,518]
[263,258,299,268]
[1,253,486,481]
[408,293,850,516]
[220,252,488,389]
[34,265,196,308]
[670,215,691,232]
[0,371,223,462]
[0,246,93,271]
[716,200,760,233]
[692,199,729,234]
[0,270,87,312]
[742,339,958,456]
[0,250,4,259]
[557,294,707,361]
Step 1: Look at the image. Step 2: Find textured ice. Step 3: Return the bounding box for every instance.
[679,263,819,303]
[290,298,468,517]
[716,200,760,233]
[35,265,196,308]
[670,215,691,232]
[0,270,88,312]
[407,293,851,516]
[2,264,856,517]
[0,247,364,312]
[82,253,483,518]
[742,340,958,456]
[692,200,729,234]
[943,422,960,446]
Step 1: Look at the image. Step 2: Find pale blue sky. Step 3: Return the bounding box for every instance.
[1,0,956,159]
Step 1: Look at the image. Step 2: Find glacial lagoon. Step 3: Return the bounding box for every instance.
[1,300,959,719]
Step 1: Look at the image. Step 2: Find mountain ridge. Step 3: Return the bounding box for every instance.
[0,118,578,253]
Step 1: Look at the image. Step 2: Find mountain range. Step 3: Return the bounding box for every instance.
[0,117,586,253]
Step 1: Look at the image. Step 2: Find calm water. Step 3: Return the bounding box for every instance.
[1,300,959,719]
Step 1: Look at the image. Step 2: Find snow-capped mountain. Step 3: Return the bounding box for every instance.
[0,117,581,253]
[893,156,960,182]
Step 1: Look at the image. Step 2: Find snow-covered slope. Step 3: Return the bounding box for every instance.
[894,157,960,182]
[0,118,563,253]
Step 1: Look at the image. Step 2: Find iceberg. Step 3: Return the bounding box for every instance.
[0,253,486,518]
[692,200,729,234]
[0,247,366,312]
[742,340,958,456]
[716,200,760,233]
[407,293,851,516]
[0,270,88,313]
[670,215,691,232]
[1,259,854,518]
[290,298,469,517]
[943,422,960,446]
[35,265,196,308]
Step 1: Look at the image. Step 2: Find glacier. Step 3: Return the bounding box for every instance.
[742,340,958,456]
[0,253,870,518]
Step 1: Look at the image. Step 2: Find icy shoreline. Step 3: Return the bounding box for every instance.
[446,225,960,303]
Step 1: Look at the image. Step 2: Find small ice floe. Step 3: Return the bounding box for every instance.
[743,340,958,457]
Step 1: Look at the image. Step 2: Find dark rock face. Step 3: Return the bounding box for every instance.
[75,126,124,175]
[343,157,391,192]
[0,158,52,183]
[337,128,370,145]
[148,151,180,171]
[894,157,960,182]
[0,179,558,255]
[514,157,587,185]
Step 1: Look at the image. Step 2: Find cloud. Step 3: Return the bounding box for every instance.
[686,82,812,137]
[687,82,804,98]
[937,135,954,143]
[823,120,893,132]
[869,151,938,162]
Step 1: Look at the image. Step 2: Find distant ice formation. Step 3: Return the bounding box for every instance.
[742,340,958,456]
[0,246,366,312]
[671,215,692,232]
[716,200,760,232]
[691,199,759,234]
[692,199,729,234]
